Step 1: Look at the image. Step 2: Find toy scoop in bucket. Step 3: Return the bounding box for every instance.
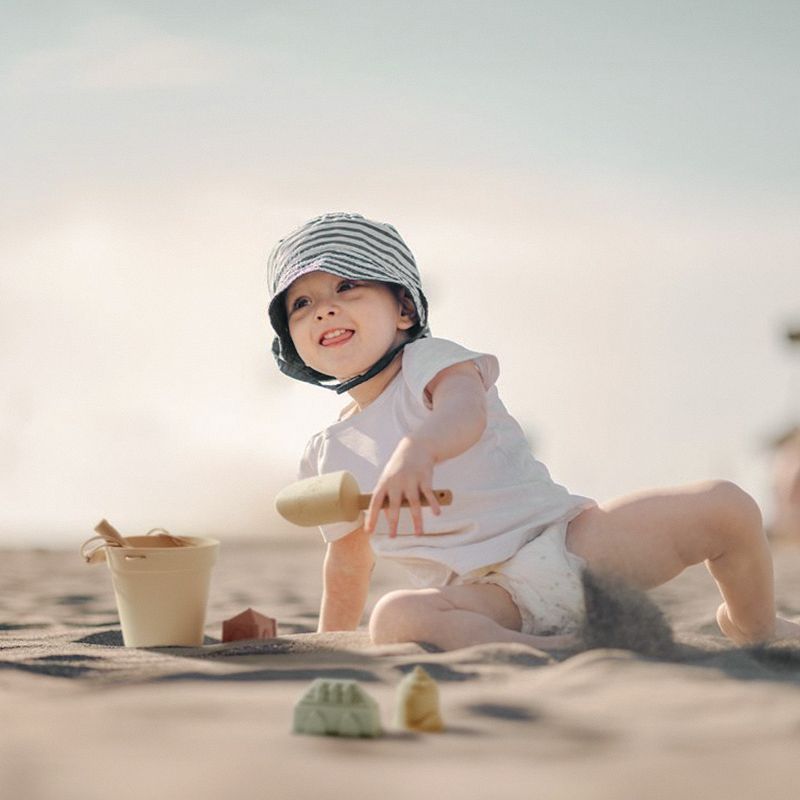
[82,519,193,562]
[274,471,453,527]
[81,519,219,648]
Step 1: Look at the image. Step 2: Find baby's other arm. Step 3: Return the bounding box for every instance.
[365,361,488,537]
[317,524,375,632]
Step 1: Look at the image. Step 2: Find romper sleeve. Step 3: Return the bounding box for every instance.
[402,337,500,409]
[297,436,318,481]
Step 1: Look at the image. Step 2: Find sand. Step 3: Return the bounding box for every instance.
[2,536,800,800]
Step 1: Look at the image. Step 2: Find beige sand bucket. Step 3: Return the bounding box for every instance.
[82,524,219,647]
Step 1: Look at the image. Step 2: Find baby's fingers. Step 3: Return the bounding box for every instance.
[421,485,442,517]
[408,493,424,537]
[365,488,387,534]
[384,488,403,538]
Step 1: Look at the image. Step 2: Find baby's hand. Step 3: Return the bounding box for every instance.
[365,436,442,538]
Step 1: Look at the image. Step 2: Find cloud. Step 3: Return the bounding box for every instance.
[3,13,246,92]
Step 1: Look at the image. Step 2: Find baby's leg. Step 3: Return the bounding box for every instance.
[368,584,577,651]
[566,479,799,644]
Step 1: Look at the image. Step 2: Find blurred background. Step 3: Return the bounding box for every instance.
[1,1,799,546]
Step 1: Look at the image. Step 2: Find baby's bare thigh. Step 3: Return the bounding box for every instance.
[565,482,728,589]
[438,583,523,631]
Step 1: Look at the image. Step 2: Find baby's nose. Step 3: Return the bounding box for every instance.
[315,307,337,321]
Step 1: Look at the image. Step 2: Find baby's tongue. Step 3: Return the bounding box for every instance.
[322,330,353,346]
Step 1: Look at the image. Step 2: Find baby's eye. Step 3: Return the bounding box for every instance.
[337,279,360,292]
[291,297,310,312]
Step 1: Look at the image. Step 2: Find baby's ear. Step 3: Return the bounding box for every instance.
[398,290,417,324]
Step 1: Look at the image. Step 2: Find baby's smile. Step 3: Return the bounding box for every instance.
[319,328,355,346]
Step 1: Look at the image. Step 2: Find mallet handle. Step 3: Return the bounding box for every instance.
[357,489,453,510]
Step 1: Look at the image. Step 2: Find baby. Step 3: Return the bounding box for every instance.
[267,212,800,651]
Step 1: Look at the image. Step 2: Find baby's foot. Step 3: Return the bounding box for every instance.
[716,603,800,645]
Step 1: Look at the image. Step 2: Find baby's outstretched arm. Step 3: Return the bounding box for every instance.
[365,361,487,537]
[317,525,375,632]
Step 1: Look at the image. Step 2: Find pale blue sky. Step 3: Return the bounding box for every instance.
[1,1,799,543]
[4,2,800,191]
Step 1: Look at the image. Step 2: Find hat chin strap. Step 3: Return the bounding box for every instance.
[332,340,411,394]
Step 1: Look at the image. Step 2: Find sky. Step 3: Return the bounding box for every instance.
[1,1,799,545]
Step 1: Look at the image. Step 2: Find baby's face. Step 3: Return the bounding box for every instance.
[285,270,413,380]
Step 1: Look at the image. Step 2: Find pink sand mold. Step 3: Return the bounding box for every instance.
[293,679,382,738]
[222,608,277,642]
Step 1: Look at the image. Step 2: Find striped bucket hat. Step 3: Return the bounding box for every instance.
[267,212,430,392]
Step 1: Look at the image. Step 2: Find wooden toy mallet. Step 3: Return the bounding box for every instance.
[275,470,453,527]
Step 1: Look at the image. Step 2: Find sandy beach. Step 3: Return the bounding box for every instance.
[2,535,800,800]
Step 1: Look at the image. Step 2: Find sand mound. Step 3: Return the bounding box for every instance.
[1,540,800,800]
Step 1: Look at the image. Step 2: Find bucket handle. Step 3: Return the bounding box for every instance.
[80,525,191,564]
[144,528,193,547]
[80,536,114,564]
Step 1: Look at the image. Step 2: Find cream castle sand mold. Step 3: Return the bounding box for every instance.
[2,536,800,800]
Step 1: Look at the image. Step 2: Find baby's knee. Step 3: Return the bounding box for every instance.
[369,589,441,645]
[703,480,764,545]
